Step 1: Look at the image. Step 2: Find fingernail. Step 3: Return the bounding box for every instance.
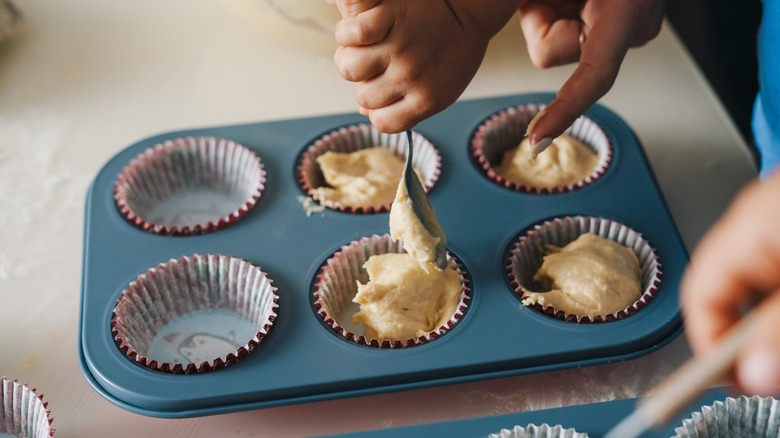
[740,347,780,395]
[531,137,553,156]
[525,109,547,138]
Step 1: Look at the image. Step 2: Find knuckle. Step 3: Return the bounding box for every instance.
[335,18,366,45]
[341,0,378,15]
[334,20,350,44]
[527,47,551,69]
[370,114,404,134]
[354,86,374,109]
[333,49,351,81]
[334,49,360,82]
[406,92,436,118]
[527,44,563,69]
[350,20,371,44]
[336,14,380,46]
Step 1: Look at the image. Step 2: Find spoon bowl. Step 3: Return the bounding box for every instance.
[402,130,447,270]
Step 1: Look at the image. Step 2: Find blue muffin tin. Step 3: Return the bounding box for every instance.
[79,93,688,418]
[335,387,739,437]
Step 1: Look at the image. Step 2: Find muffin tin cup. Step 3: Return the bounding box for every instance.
[507,215,662,323]
[488,424,588,438]
[114,136,266,235]
[297,124,442,213]
[471,103,612,194]
[312,233,471,348]
[0,378,55,437]
[674,395,780,437]
[111,253,279,374]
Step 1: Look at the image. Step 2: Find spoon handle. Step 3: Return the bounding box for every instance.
[605,308,760,438]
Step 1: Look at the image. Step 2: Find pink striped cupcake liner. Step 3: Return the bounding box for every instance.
[0,377,55,437]
[489,423,588,438]
[112,253,279,374]
[472,103,612,194]
[297,124,441,213]
[674,395,780,437]
[506,216,661,323]
[115,136,266,235]
[312,234,470,348]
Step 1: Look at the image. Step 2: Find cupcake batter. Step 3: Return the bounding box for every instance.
[313,147,404,208]
[495,133,598,189]
[522,233,641,318]
[352,252,461,341]
[388,176,446,271]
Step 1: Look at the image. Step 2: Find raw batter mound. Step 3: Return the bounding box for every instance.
[312,147,404,208]
[495,134,598,189]
[388,177,445,271]
[353,253,461,341]
[522,233,641,317]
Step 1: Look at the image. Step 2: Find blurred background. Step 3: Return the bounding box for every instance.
[1,0,764,161]
[667,0,762,165]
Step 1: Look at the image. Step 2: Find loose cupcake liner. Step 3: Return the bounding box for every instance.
[112,254,279,374]
[0,378,55,437]
[489,423,588,438]
[471,103,612,194]
[115,136,266,236]
[674,395,780,437]
[297,124,441,213]
[312,234,470,348]
[506,216,661,323]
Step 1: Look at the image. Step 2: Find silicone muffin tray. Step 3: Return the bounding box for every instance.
[79,93,688,417]
[335,387,737,437]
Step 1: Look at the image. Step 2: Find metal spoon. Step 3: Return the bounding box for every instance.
[403,130,447,270]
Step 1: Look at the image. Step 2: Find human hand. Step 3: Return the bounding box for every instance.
[329,0,520,133]
[518,0,665,152]
[681,170,780,395]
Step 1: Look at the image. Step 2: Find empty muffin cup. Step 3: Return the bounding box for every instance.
[471,103,612,194]
[674,395,780,437]
[0,378,55,437]
[115,136,266,235]
[112,254,279,374]
[506,216,661,323]
[488,423,588,438]
[313,234,470,348]
[297,124,441,213]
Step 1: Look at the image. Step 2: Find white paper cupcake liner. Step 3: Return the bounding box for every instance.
[112,254,279,374]
[471,103,612,194]
[0,378,54,437]
[297,124,441,213]
[312,234,470,348]
[488,423,588,438]
[115,136,266,235]
[506,216,661,323]
[674,395,780,437]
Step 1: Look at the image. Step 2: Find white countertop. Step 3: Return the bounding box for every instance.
[0,1,758,437]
